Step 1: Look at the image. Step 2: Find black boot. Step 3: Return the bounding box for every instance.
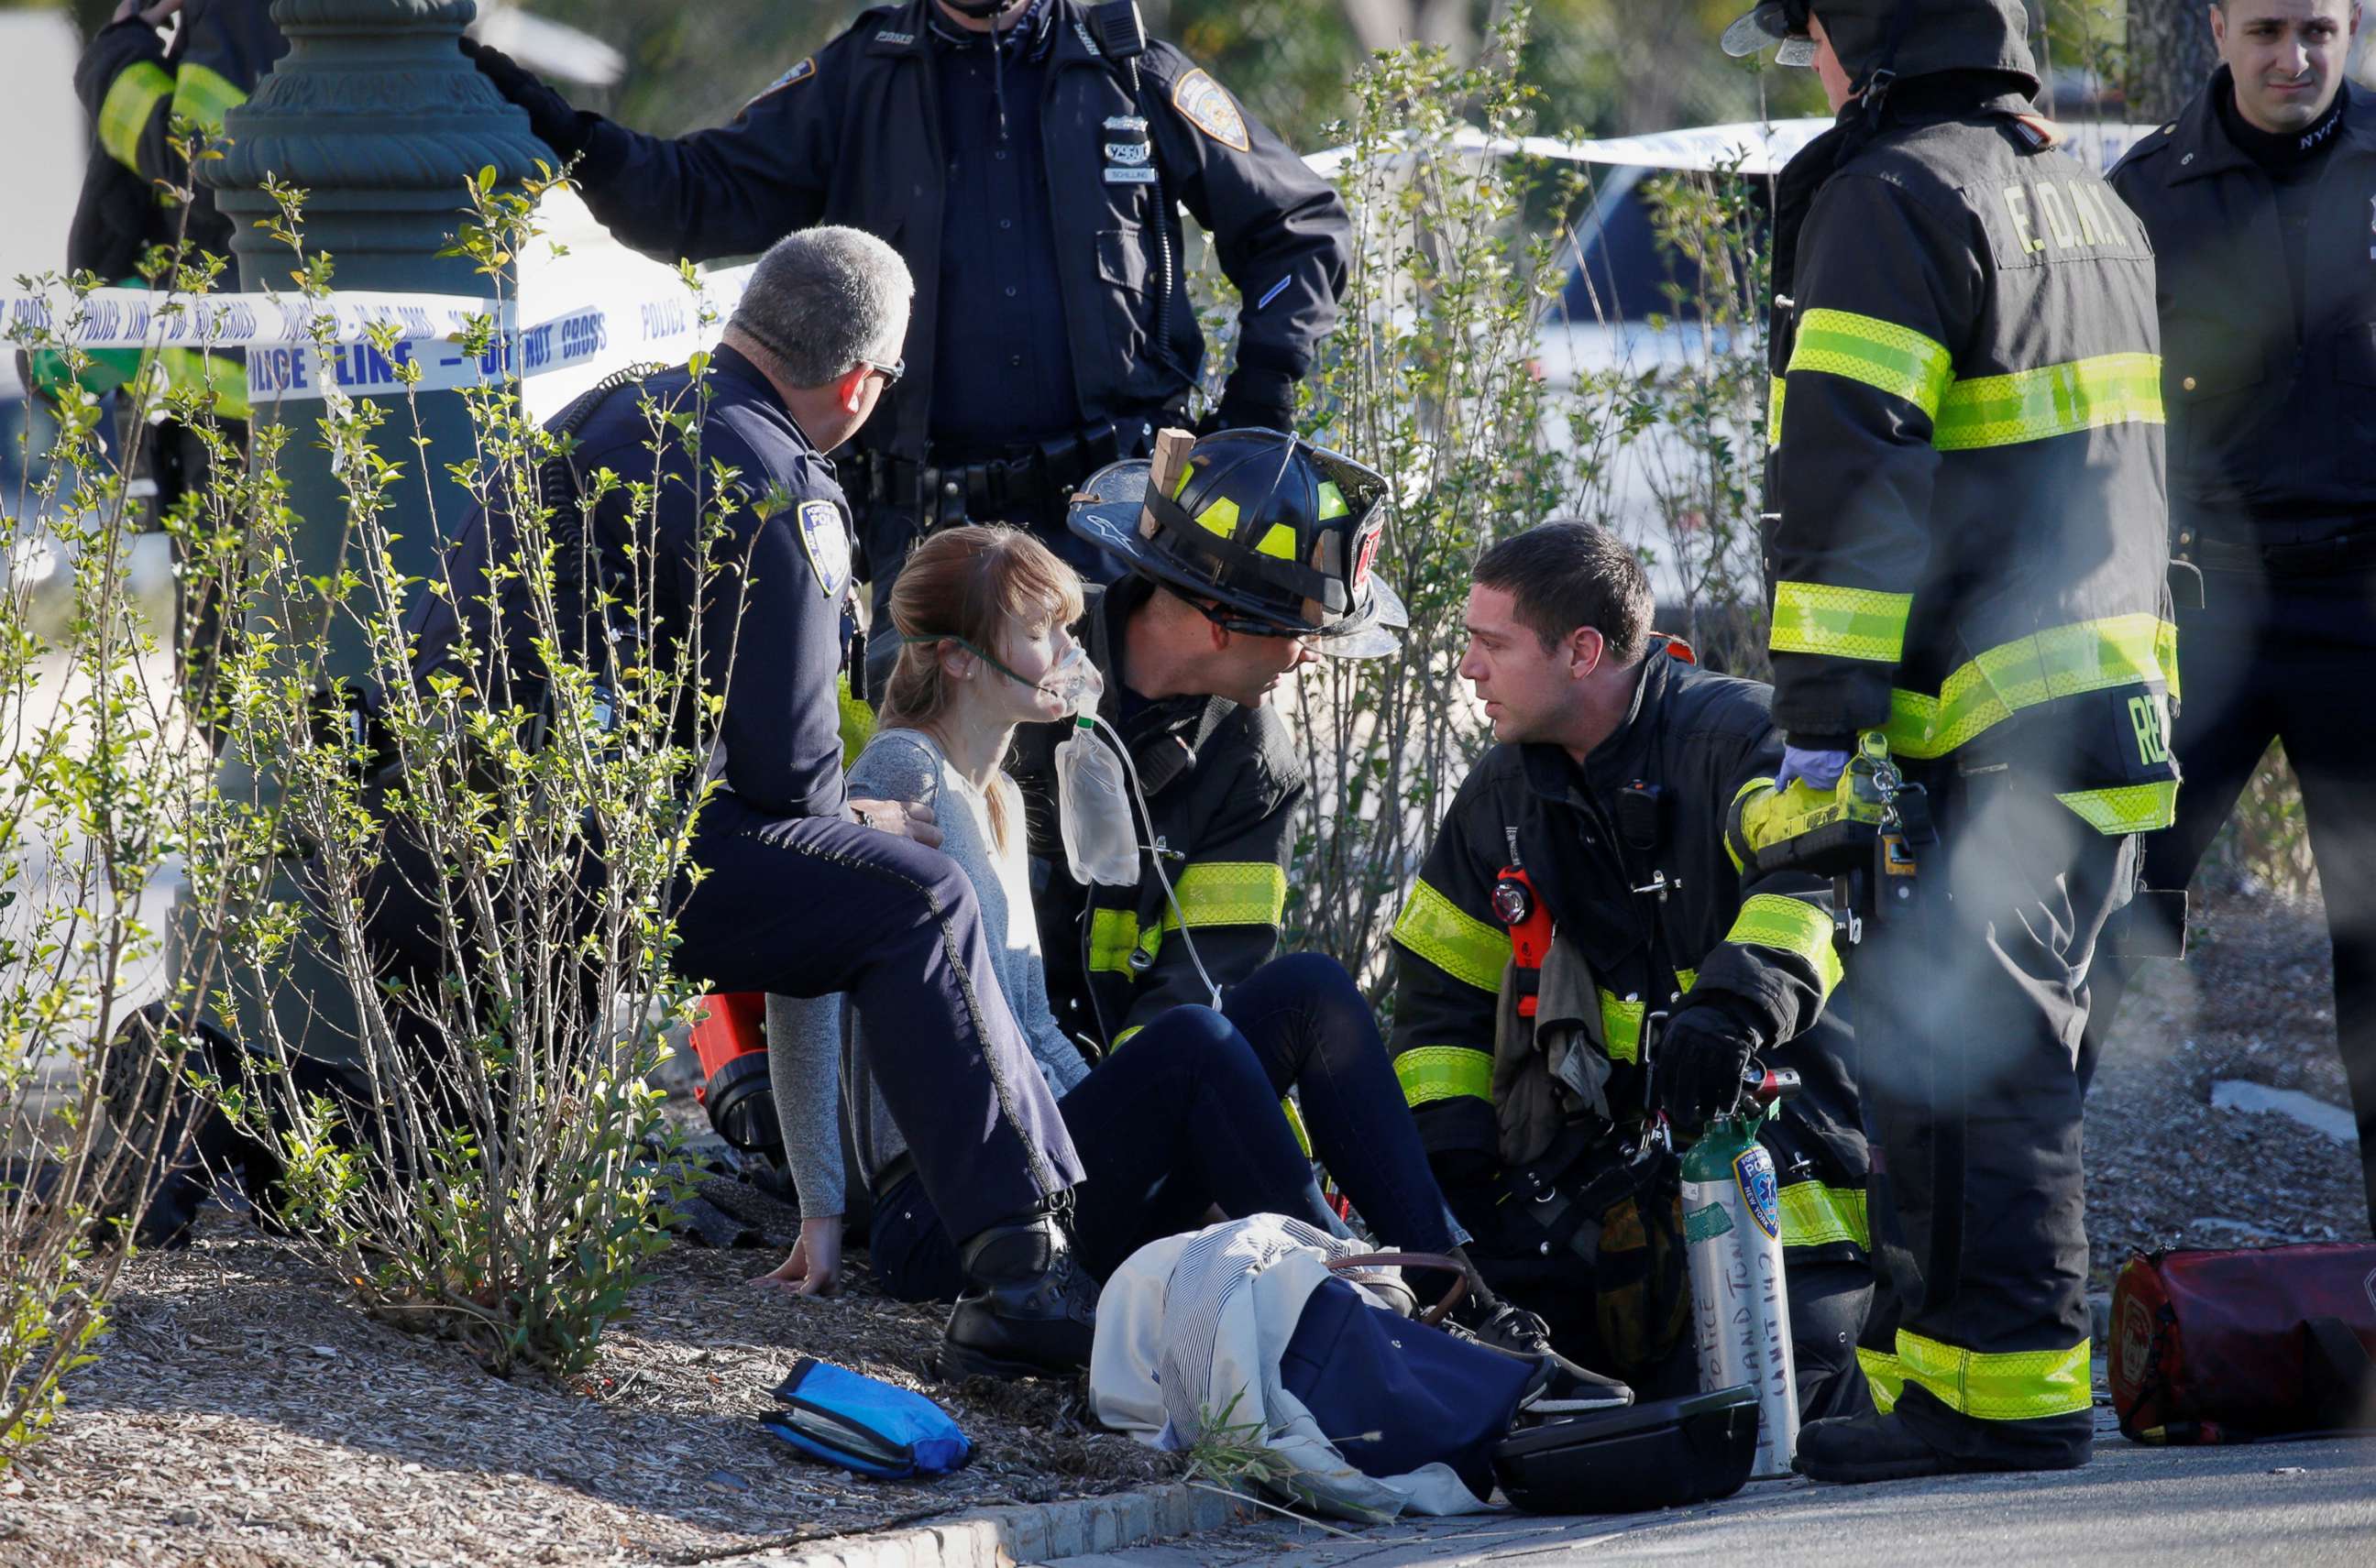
[1795,1410,2085,1483]
[940,1202,1100,1382]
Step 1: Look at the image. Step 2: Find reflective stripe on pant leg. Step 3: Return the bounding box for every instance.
[1778,1179,1870,1251]
[1895,1328,2091,1420]
[1857,1346,1904,1415]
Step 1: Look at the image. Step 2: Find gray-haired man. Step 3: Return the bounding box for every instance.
[398,226,1098,1379]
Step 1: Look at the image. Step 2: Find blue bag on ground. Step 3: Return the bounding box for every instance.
[761,1358,974,1479]
[1278,1277,1536,1500]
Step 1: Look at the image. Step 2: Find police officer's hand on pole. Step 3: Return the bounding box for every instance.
[1651,1003,1766,1137]
[848,795,943,850]
[458,38,593,161]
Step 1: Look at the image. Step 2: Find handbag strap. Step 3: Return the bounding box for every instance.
[1326,1250,1468,1327]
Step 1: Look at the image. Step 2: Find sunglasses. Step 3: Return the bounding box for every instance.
[861,356,906,387]
[1194,601,1311,641]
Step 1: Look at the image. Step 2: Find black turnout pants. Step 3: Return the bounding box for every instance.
[1852,771,2132,1467]
[2081,556,2376,1234]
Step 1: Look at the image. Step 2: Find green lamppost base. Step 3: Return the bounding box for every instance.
[191,0,551,1067]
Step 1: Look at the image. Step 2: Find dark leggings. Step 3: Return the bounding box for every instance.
[870,953,1466,1300]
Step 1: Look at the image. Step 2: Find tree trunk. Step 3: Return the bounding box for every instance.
[2124,0,2219,122]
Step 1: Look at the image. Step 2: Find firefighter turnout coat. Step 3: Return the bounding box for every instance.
[1009,577,1304,1051]
[1765,85,2180,822]
[70,0,282,278]
[1388,645,1869,1274]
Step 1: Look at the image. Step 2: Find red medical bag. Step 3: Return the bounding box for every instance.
[2107,1243,2376,1443]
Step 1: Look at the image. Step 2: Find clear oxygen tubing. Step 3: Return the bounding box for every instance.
[1084,709,1222,1012]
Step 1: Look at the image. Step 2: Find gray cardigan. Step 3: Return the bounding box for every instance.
[768,727,1090,1218]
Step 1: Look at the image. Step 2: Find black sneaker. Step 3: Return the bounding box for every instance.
[939,1206,1100,1381]
[1455,1299,1633,1413]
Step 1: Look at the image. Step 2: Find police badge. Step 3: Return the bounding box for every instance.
[796,499,851,599]
[1171,69,1249,153]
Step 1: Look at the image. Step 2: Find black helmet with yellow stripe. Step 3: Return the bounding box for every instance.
[1067,427,1407,659]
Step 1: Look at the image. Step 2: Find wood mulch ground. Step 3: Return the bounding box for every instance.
[6,883,2367,1568]
[3,1192,1173,1568]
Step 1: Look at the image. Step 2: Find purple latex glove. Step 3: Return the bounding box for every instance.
[1776,743,1849,794]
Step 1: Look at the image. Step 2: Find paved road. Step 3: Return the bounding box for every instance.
[1065,1437,2376,1566]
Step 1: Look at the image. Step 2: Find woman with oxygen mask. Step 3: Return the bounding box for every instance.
[754,526,1483,1315]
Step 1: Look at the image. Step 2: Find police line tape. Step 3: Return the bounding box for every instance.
[2,265,755,405]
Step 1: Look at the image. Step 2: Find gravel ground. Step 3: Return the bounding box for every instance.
[2087,882,2370,1281]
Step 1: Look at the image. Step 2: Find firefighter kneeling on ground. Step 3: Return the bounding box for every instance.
[1388,521,1875,1420]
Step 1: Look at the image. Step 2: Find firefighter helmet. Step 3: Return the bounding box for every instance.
[1066,427,1406,659]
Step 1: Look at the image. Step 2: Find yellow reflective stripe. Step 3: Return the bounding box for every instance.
[154,347,249,419]
[1896,1329,2093,1421]
[837,671,875,761]
[1885,613,2179,761]
[1281,1094,1313,1158]
[1767,375,1786,446]
[1395,1046,1492,1107]
[1727,894,1843,1003]
[1777,1180,1869,1251]
[1089,908,1160,974]
[1770,582,1912,663]
[1858,1347,1904,1416]
[169,60,248,137]
[1933,352,2163,451]
[1600,991,1645,1065]
[1254,524,1296,560]
[1723,778,1767,875]
[1163,861,1286,930]
[1316,481,1348,521]
[1113,1025,1144,1047]
[99,61,174,171]
[2054,781,2178,836]
[1197,494,1240,538]
[1392,879,1506,995]
[1788,308,1953,418]
[1676,966,1698,992]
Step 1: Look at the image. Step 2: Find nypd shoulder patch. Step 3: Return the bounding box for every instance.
[1172,69,1249,153]
[796,499,851,599]
[742,57,817,114]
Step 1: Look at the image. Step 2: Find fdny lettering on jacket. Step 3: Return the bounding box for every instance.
[1983,176,2143,268]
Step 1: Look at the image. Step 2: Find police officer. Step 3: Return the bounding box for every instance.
[1018,427,1402,1050]
[398,227,1099,1381]
[1723,0,2177,1477]
[1390,521,1874,1419]
[2081,0,2376,1233]
[462,0,1350,689]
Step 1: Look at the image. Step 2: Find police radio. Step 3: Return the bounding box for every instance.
[1086,0,1149,58]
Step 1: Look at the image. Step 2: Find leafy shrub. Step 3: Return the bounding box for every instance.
[1253,5,1772,992]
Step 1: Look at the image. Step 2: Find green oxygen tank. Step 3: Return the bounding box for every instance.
[1680,1106,1798,1477]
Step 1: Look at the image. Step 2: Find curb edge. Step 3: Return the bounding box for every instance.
[758,1480,1255,1568]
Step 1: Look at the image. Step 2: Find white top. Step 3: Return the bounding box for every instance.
[767,726,1089,1218]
